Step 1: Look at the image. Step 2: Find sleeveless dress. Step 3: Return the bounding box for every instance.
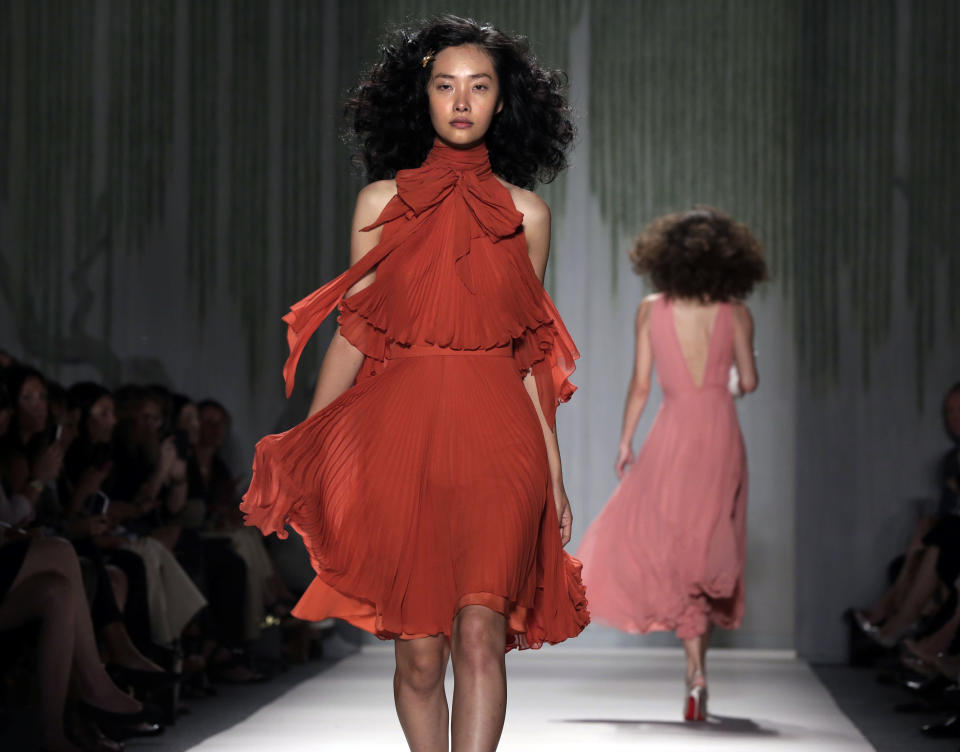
[576,296,747,639]
[240,140,588,651]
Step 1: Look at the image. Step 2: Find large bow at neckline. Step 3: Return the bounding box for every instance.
[281,145,523,397]
[362,160,524,293]
[365,163,523,238]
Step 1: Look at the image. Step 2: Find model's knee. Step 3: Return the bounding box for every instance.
[395,646,446,695]
[452,608,505,672]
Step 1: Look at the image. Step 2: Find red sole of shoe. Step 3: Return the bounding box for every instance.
[684,697,697,721]
[684,695,707,722]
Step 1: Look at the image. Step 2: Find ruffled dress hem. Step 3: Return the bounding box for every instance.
[290,560,589,652]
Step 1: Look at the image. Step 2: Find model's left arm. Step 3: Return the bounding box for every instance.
[518,192,572,547]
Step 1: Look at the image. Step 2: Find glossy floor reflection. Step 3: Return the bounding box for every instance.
[186,646,872,751]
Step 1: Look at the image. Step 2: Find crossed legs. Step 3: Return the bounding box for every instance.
[0,537,141,751]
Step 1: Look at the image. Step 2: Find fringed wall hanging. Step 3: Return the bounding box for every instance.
[229,0,270,385]
[187,0,219,320]
[907,1,960,401]
[2,0,956,402]
[588,0,798,295]
[794,0,896,389]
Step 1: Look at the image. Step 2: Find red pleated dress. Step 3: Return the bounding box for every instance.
[240,140,589,651]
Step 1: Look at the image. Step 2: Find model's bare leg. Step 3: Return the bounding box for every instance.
[699,624,712,674]
[683,635,705,682]
[878,545,941,640]
[450,605,507,752]
[394,634,450,752]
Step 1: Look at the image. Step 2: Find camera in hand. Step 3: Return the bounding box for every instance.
[83,491,110,517]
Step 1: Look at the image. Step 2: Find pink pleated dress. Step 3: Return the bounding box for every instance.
[577,296,747,639]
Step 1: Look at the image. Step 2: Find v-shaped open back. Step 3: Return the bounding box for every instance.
[653,296,733,394]
[671,301,721,390]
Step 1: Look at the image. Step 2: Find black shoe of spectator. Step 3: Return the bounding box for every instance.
[904,674,953,697]
[844,608,890,667]
[895,698,949,714]
[209,657,267,684]
[77,699,164,726]
[107,663,181,691]
[922,714,960,738]
[111,721,165,740]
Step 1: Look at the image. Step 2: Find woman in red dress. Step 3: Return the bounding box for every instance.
[240,16,588,751]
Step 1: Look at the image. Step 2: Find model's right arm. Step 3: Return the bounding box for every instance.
[307,180,396,418]
[615,296,655,479]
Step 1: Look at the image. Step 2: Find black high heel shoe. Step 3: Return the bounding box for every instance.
[106,663,181,691]
[921,714,960,739]
[76,699,163,726]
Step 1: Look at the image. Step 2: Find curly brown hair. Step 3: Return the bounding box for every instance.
[346,15,574,189]
[629,206,768,301]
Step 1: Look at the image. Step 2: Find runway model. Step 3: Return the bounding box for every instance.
[577,207,766,721]
[240,15,588,751]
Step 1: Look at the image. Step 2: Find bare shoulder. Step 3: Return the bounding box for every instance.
[497,178,550,230]
[633,294,659,330]
[638,293,661,318]
[730,300,754,323]
[354,179,397,223]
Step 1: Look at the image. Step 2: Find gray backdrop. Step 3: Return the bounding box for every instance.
[1,0,958,661]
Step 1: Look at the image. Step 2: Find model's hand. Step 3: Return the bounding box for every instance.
[615,443,634,480]
[554,486,572,547]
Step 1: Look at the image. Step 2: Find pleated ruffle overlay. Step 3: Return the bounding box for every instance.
[240,140,588,650]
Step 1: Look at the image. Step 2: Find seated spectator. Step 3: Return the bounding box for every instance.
[0,528,146,752]
[82,385,209,650]
[62,381,172,680]
[194,400,296,641]
[0,365,64,528]
[853,382,960,648]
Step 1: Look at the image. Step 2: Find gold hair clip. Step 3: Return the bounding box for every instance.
[421,51,435,68]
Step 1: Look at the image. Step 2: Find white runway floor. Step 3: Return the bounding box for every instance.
[187,646,873,751]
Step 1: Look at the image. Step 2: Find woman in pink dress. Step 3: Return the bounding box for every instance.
[577,207,767,721]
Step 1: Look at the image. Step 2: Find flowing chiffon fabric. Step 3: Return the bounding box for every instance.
[240,141,588,650]
[577,297,747,639]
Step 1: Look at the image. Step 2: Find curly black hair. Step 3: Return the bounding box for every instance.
[346,14,574,189]
[630,206,768,302]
